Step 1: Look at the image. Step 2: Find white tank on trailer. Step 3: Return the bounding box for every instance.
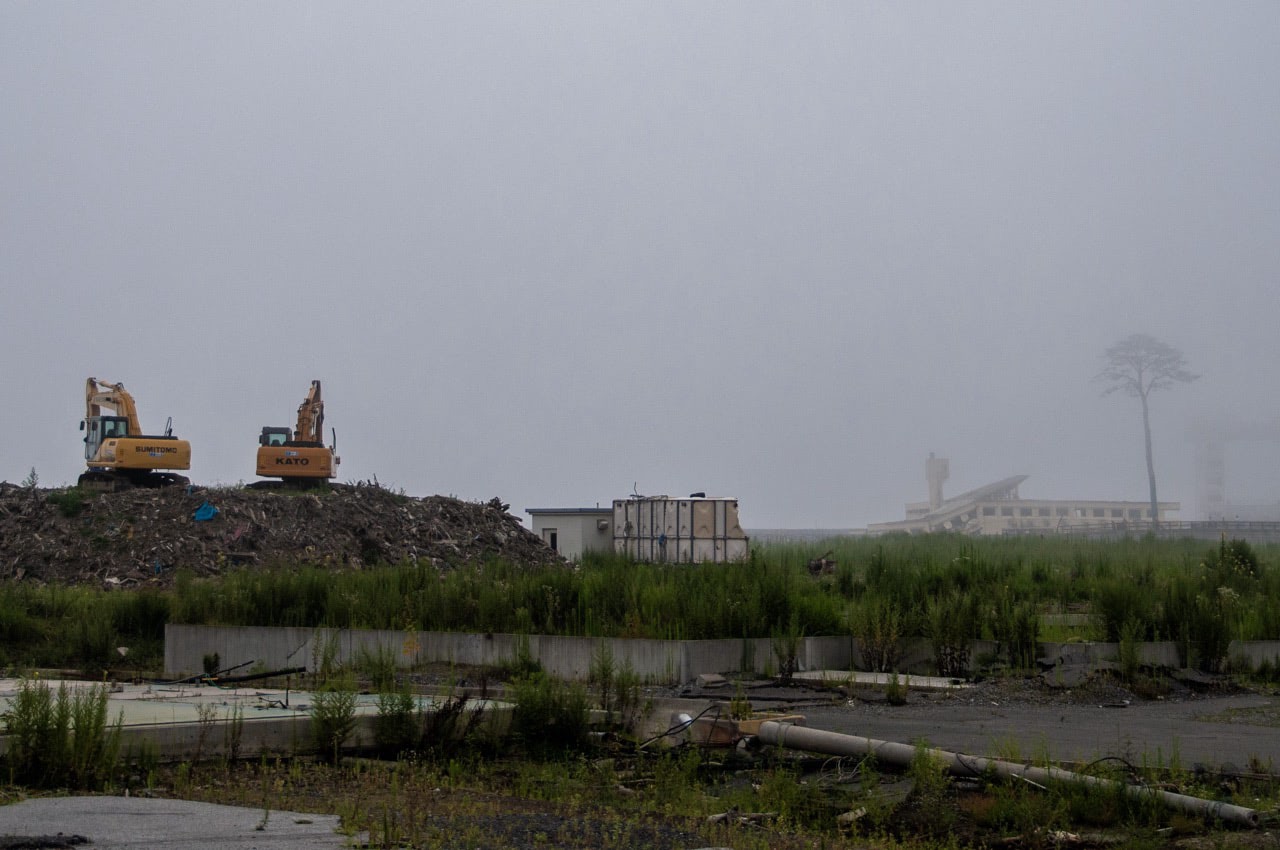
[613,495,749,563]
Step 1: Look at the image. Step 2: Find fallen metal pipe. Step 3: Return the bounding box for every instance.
[213,666,306,684]
[758,721,1259,829]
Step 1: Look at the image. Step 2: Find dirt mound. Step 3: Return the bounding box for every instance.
[0,482,561,587]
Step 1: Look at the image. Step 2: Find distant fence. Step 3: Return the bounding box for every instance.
[1004,520,1280,544]
[165,625,1280,685]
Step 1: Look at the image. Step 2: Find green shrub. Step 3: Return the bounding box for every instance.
[990,591,1040,669]
[770,614,803,684]
[926,590,978,677]
[418,691,486,759]
[510,671,588,758]
[72,615,118,670]
[46,488,87,518]
[311,677,358,762]
[498,633,542,679]
[373,685,418,755]
[3,679,122,789]
[355,642,399,692]
[1117,617,1143,682]
[1204,538,1262,587]
[884,672,909,706]
[1095,577,1154,642]
[850,594,905,672]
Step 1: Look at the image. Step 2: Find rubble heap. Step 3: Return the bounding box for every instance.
[0,482,561,587]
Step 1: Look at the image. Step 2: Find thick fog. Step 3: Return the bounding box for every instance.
[3,4,1278,527]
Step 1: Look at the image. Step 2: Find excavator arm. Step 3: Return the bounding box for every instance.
[85,377,143,435]
[294,379,325,444]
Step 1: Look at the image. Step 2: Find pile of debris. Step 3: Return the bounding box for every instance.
[0,482,562,587]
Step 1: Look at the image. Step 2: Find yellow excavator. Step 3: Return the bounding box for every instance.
[254,380,340,486]
[79,378,192,490]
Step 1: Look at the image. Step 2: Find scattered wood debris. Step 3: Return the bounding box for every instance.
[0,482,561,587]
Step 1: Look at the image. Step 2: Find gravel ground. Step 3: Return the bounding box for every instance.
[782,673,1280,772]
[8,675,1275,850]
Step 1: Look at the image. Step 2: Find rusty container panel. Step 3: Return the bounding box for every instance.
[613,496,749,564]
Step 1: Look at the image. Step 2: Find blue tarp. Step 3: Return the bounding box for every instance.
[193,500,219,522]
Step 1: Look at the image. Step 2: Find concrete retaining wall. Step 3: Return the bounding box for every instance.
[168,626,816,683]
[166,625,853,684]
[167,625,1280,684]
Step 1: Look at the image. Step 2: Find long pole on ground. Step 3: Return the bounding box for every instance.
[757,721,1259,829]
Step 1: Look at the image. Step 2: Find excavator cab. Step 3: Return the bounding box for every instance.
[258,427,291,448]
[82,416,130,462]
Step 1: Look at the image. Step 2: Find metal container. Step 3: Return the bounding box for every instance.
[613,496,749,563]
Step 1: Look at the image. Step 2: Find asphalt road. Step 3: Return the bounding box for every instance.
[799,691,1280,771]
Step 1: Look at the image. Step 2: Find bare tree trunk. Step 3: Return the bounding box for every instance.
[1141,391,1158,528]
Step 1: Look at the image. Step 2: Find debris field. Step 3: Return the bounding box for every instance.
[0,482,561,587]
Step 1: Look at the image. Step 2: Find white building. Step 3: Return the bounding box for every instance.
[525,507,613,561]
[868,458,1179,536]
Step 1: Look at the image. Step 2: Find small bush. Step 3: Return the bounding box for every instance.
[373,686,417,755]
[588,642,617,710]
[72,615,117,670]
[311,677,358,762]
[771,614,803,685]
[510,671,588,758]
[851,594,904,673]
[884,672,909,706]
[1117,617,1143,682]
[355,643,399,692]
[4,679,122,789]
[418,692,486,759]
[990,593,1040,670]
[46,488,87,518]
[1095,578,1154,642]
[926,590,978,677]
[492,633,542,680]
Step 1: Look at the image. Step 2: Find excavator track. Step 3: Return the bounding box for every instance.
[77,470,127,492]
[77,470,190,492]
[247,478,332,492]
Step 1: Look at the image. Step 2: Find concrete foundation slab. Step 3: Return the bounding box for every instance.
[0,679,510,762]
[0,796,361,849]
[793,670,972,691]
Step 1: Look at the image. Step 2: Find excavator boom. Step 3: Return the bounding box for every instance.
[85,378,144,436]
[294,379,325,444]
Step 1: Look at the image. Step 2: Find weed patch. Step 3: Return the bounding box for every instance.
[3,679,122,789]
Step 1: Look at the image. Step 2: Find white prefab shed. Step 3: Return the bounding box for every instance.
[525,507,613,561]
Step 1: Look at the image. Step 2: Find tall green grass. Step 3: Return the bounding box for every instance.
[3,679,123,789]
[0,534,1275,672]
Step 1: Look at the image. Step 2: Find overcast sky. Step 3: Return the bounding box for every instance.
[3,3,1278,528]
